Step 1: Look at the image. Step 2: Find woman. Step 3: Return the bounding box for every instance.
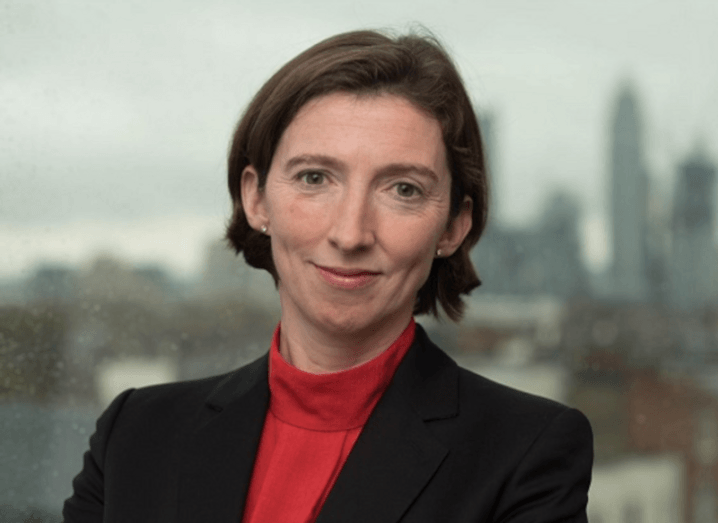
[63,30,593,523]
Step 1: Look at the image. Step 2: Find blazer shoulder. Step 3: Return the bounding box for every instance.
[409,325,583,429]
[450,363,593,464]
[414,325,572,422]
[384,327,593,522]
[456,364,570,417]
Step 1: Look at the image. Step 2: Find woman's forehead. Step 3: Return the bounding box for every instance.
[273,92,448,177]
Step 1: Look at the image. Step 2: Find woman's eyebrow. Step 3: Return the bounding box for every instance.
[285,154,346,172]
[377,163,439,182]
[285,155,439,182]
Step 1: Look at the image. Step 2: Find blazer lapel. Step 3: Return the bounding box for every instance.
[177,355,269,523]
[316,325,459,523]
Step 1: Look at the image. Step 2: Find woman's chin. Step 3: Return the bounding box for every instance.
[310,305,407,344]
[313,310,375,338]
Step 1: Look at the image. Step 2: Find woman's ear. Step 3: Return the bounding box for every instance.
[437,196,473,256]
[240,165,269,231]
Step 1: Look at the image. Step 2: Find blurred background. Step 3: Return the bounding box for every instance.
[2,0,717,521]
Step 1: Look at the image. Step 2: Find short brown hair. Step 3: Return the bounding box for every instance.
[226,29,489,321]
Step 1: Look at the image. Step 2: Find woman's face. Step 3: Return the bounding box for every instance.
[242,92,471,341]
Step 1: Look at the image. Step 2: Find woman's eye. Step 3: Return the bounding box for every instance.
[395,183,420,198]
[300,171,325,185]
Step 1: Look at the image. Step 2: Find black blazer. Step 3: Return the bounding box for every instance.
[63,325,593,523]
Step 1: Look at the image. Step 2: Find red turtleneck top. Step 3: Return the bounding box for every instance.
[241,319,416,523]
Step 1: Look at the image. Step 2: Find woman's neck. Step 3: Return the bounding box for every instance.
[278,313,412,374]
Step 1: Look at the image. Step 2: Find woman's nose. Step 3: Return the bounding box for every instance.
[328,190,376,252]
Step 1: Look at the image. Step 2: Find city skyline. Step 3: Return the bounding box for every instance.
[2,0,717,279]
[2,79,714,283]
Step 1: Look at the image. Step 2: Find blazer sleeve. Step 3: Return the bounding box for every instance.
[493,407,594,523]
[62,388,135,523]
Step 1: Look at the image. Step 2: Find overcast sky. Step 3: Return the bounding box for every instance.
[2,0,717,278]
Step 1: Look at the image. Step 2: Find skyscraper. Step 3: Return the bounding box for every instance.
[671,144,717,310]
[609,83,650,301]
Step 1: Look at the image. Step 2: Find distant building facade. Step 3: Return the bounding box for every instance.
[588,456,683,523]
[472,190,588,298]
[469,107,590,299]
[609,84,650,301]
[24,265,78,303]
[670,146,717,310]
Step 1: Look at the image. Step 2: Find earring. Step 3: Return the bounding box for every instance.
[260,225,267,234]
[436,248,442,257]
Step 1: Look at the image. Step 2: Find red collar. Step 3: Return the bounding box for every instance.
[268,319,416,431]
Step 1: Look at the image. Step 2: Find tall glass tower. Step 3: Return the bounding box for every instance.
[671,145,717,310]
[610,84,649,301]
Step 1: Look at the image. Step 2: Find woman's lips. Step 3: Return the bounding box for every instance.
[315,265,380,289]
